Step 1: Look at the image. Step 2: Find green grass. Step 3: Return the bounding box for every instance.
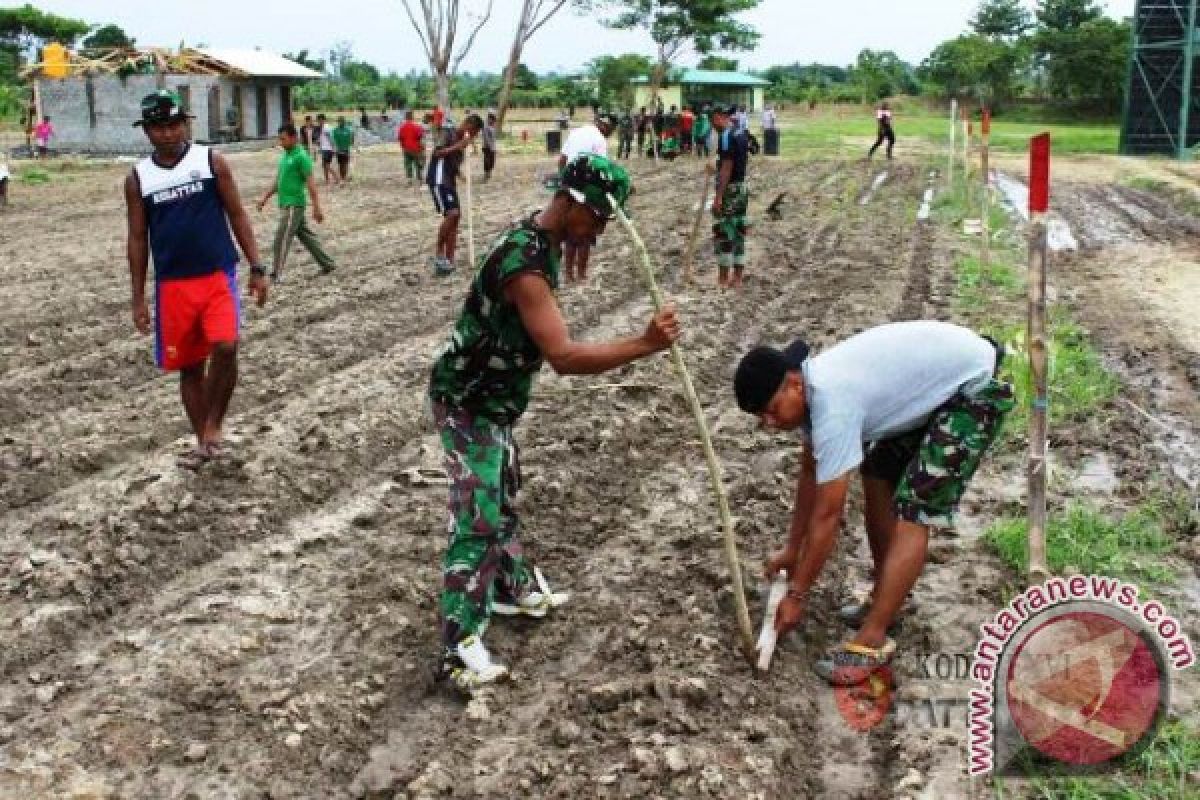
[18,168,49,185]
[995,721,1200,799]
[957,254,1022,312]
[777,106,1119,157]
[1123,176,1200,217]
[986,499,1180,583]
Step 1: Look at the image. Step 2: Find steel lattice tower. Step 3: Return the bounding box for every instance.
[1120,0,1199,158]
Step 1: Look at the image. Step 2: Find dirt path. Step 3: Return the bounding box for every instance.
[0,145,1195,799]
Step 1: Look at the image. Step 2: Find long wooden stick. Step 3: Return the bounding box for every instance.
[608,193,757,664]
[1027,212,1050,583]
[464,150,477,269]
[681,164,716,285]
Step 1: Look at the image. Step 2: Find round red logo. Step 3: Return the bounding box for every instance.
[1005,609,1167,767]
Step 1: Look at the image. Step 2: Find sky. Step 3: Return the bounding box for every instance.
[27,0,1138,75]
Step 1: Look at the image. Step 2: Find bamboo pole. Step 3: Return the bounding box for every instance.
[464,148,477,270]
[981,109,991,288]
[608,193,757,663]
[1027,212,1050,584]
[947,98,957,189]
[681,164,716,285]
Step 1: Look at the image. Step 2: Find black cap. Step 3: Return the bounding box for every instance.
[714,104,739,118]
[134,89,192,127]
[733,338,810,414]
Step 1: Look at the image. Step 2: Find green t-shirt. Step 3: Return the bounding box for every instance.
[693,114,711,138]
[429,216,561,424]
[276,145,312,207]
[331,124,354,153]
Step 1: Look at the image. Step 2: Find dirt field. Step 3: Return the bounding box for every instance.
[0,140,1196,799]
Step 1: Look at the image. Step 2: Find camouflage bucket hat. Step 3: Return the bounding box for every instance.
[134,89,191,127]
[560,154,631,219]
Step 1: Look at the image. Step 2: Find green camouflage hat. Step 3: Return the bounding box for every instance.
[134,89,191,127]
[560,153,631,219]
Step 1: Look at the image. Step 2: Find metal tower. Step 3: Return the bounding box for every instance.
[1120,0,1199,158]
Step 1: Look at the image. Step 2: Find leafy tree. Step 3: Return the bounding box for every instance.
[1035,0,1102,33]
[589,52,653,108]
[514,62,539,90]
[970,0,1031,39]
[1041,16,1129,108]
[919,33,1027,105]
[380,74,411,108]
[341,60,380,85]
[284,49,326,74]
[850,49,915,102]
[0,4,88,81]
[82,23,134,51]
[598,0,760,108]
[697,55,738,71]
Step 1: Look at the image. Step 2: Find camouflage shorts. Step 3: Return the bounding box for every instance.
[862,379,1015,527]
[713,182,749,268]
[431,401,530,647]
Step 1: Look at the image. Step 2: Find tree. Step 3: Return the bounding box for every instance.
[970,0,1031,39]
[697,55,738,71]
[0,4,89,80]
[589,53,653,108]
[400,0,494,109]
[850,49,913,103]
[600,0,760,110]
[341,60,381,85]
[494,1,582,129]
[326,41,354,79]
[284,49,326,74]
[1041,16,1129,108]
[514,62,539,90]
[81,23,134,51]
[1035,0,1102,33]
[919,33,1026,105]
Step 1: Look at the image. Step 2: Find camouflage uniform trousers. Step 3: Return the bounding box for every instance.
[870,379,1015,527]
[432,401,532,647]
[713,181,750,270]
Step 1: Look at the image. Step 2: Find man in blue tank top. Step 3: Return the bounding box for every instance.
[124,90,268,467]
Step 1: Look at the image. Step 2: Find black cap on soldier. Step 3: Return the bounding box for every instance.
[733,338,810,414]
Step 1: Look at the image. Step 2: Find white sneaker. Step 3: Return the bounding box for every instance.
[440,635,508,693]
[492,567,569,618]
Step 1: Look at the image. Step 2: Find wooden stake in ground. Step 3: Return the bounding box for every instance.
[681,164,716,285]
[1026,133,1052,583]
[464,146,477,269]
[946,98,957,189]
[608,192,757,663]
[980,108,991,285]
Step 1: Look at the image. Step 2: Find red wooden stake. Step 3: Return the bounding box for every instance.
[1029,133,1050,213]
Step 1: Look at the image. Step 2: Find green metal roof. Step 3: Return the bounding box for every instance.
[632,69,769,87]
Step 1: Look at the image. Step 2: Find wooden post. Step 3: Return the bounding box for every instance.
[962,106,972,209]
[980,108,991,285]
[464,148,477,270]
[1027,133,1051,583]
[609,193,758,663]
[681,164,715,285]
[947,98,957,188]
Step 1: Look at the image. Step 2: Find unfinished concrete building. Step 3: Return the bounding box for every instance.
[27,48,321,154]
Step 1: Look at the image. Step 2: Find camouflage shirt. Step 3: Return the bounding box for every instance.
[429,216,561,423]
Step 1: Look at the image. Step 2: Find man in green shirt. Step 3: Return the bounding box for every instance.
[332,116,354,181]
[257,123,335,281]
[693,107,712,157]
[428,154,681,694]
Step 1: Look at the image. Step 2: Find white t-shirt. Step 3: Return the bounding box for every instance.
[0,163,9,181]
[318,127,334,152]
[762,109,777,130]
[561,124,608,161]
[801,321,996,483]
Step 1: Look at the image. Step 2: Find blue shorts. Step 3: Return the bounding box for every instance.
[430,185,460,216]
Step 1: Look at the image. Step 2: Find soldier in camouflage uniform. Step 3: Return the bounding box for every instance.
[711,104,751,289]
[731,321,1013,685]
[428,153,681,693]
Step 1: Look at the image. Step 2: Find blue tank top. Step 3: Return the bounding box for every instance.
[135,143,239,280]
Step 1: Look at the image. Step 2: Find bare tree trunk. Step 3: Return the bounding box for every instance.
[400,0,493,115]
[435,69,451,111]
[495,34,524,132]
[495,0,572,134]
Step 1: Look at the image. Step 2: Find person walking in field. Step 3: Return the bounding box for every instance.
[711,104,751,288]
[733,321,1012,685]
[316,114,339,186]
[692,106,711,157]
[869,102,895,160]
[332,116,354,182]
[0,158,10,209]
[427,113,483,276]
[680,105,694,154]
[482,112,498,182]
[257,122,335,282]
[428,153,681,693]
[124,90,268,468]
[33,116,54,158]
[557,113,614,283]
[635,106,648,157]
[397,111,426,187]
[299,115,316,157]
[617,111,634,159]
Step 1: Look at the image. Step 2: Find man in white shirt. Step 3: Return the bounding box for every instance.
[762,105,777,132]
[0,160,9,208]
[556,114,615,283]
[733,321,1013,685]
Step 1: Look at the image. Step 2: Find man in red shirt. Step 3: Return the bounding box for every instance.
[680,106,695,154]
[432,105,445,132]
[397,111,426,187]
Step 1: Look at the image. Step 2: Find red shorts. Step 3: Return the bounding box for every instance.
[154,271,240,371]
